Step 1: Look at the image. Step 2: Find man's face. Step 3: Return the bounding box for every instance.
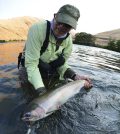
[53,15,72,37]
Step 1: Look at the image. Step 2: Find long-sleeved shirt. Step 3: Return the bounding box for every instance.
[25,20,73,89]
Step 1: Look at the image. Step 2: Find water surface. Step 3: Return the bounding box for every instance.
[0,42,120,134]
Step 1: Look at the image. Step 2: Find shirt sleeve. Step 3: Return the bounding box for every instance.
[63,35,73,60]
[25,22,46,89]
[57,35,73,79]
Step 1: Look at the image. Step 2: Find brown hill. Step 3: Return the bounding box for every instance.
[0,16,120,46]
[0,16,39,41]
[95,29,120,46]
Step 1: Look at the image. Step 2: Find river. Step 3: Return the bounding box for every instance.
[0,42,120,134]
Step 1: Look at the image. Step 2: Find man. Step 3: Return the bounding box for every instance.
[19,4,92,97]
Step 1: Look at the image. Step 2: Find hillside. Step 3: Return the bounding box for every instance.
[0,16,120,46]
[0,16,39,41]
[95,29,120,46]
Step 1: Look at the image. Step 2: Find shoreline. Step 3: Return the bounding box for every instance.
[0,40,25,44]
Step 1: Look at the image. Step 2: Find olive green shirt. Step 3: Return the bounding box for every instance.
[25,20,73,89]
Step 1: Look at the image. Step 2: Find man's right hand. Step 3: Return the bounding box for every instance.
[73,74,93,90]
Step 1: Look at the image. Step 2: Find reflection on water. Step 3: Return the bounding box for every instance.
[70,45,120,72]
[0,42,120,134]
[0,42,24,65]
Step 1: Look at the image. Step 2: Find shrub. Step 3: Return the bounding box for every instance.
[73,32,96,46]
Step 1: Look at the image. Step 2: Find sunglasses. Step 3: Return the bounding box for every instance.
[56,22,72,29]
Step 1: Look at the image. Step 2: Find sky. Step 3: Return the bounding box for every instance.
[0,0,120,34]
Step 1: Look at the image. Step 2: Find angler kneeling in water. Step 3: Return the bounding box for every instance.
[18,4,92,101]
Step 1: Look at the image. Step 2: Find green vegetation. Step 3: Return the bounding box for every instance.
[73,32,96,46]
[104,39,120,52]
[0,39,25,43]
[0,40,6,43]
[73,32,120,53]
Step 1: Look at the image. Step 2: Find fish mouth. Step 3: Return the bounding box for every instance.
[21,106,46,122]
[21,112,33,121]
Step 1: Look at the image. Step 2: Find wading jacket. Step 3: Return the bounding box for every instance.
[25,20,73,90]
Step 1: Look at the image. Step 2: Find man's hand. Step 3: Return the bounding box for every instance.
[73,74,93,90]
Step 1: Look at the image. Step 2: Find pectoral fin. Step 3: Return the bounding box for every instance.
[46,105,61,116]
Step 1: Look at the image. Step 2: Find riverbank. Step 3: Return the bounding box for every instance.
[0,40,25,45]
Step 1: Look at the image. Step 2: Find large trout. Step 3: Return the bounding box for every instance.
[22,80,85,122]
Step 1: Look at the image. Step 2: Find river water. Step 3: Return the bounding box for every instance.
[0,42,120,134]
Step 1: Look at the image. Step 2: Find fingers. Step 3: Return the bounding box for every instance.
[84,81,93,90]
[85,77,92,84]
[73,74,93,90]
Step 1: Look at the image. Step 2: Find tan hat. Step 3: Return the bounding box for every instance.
[56,4,80,29]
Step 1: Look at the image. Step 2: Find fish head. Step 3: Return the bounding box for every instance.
[21,106,46,122]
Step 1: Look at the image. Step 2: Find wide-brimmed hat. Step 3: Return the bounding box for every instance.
[56,4,80,29]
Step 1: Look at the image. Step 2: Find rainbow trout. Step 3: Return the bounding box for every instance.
[22,80,85,122]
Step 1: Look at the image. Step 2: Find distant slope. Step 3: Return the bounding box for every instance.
[95,29,120,46]
[0,16,120,46]
[0,16,39,41]
[95,29,120,40]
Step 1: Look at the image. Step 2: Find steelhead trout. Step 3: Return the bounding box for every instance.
[22,80,85,122]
